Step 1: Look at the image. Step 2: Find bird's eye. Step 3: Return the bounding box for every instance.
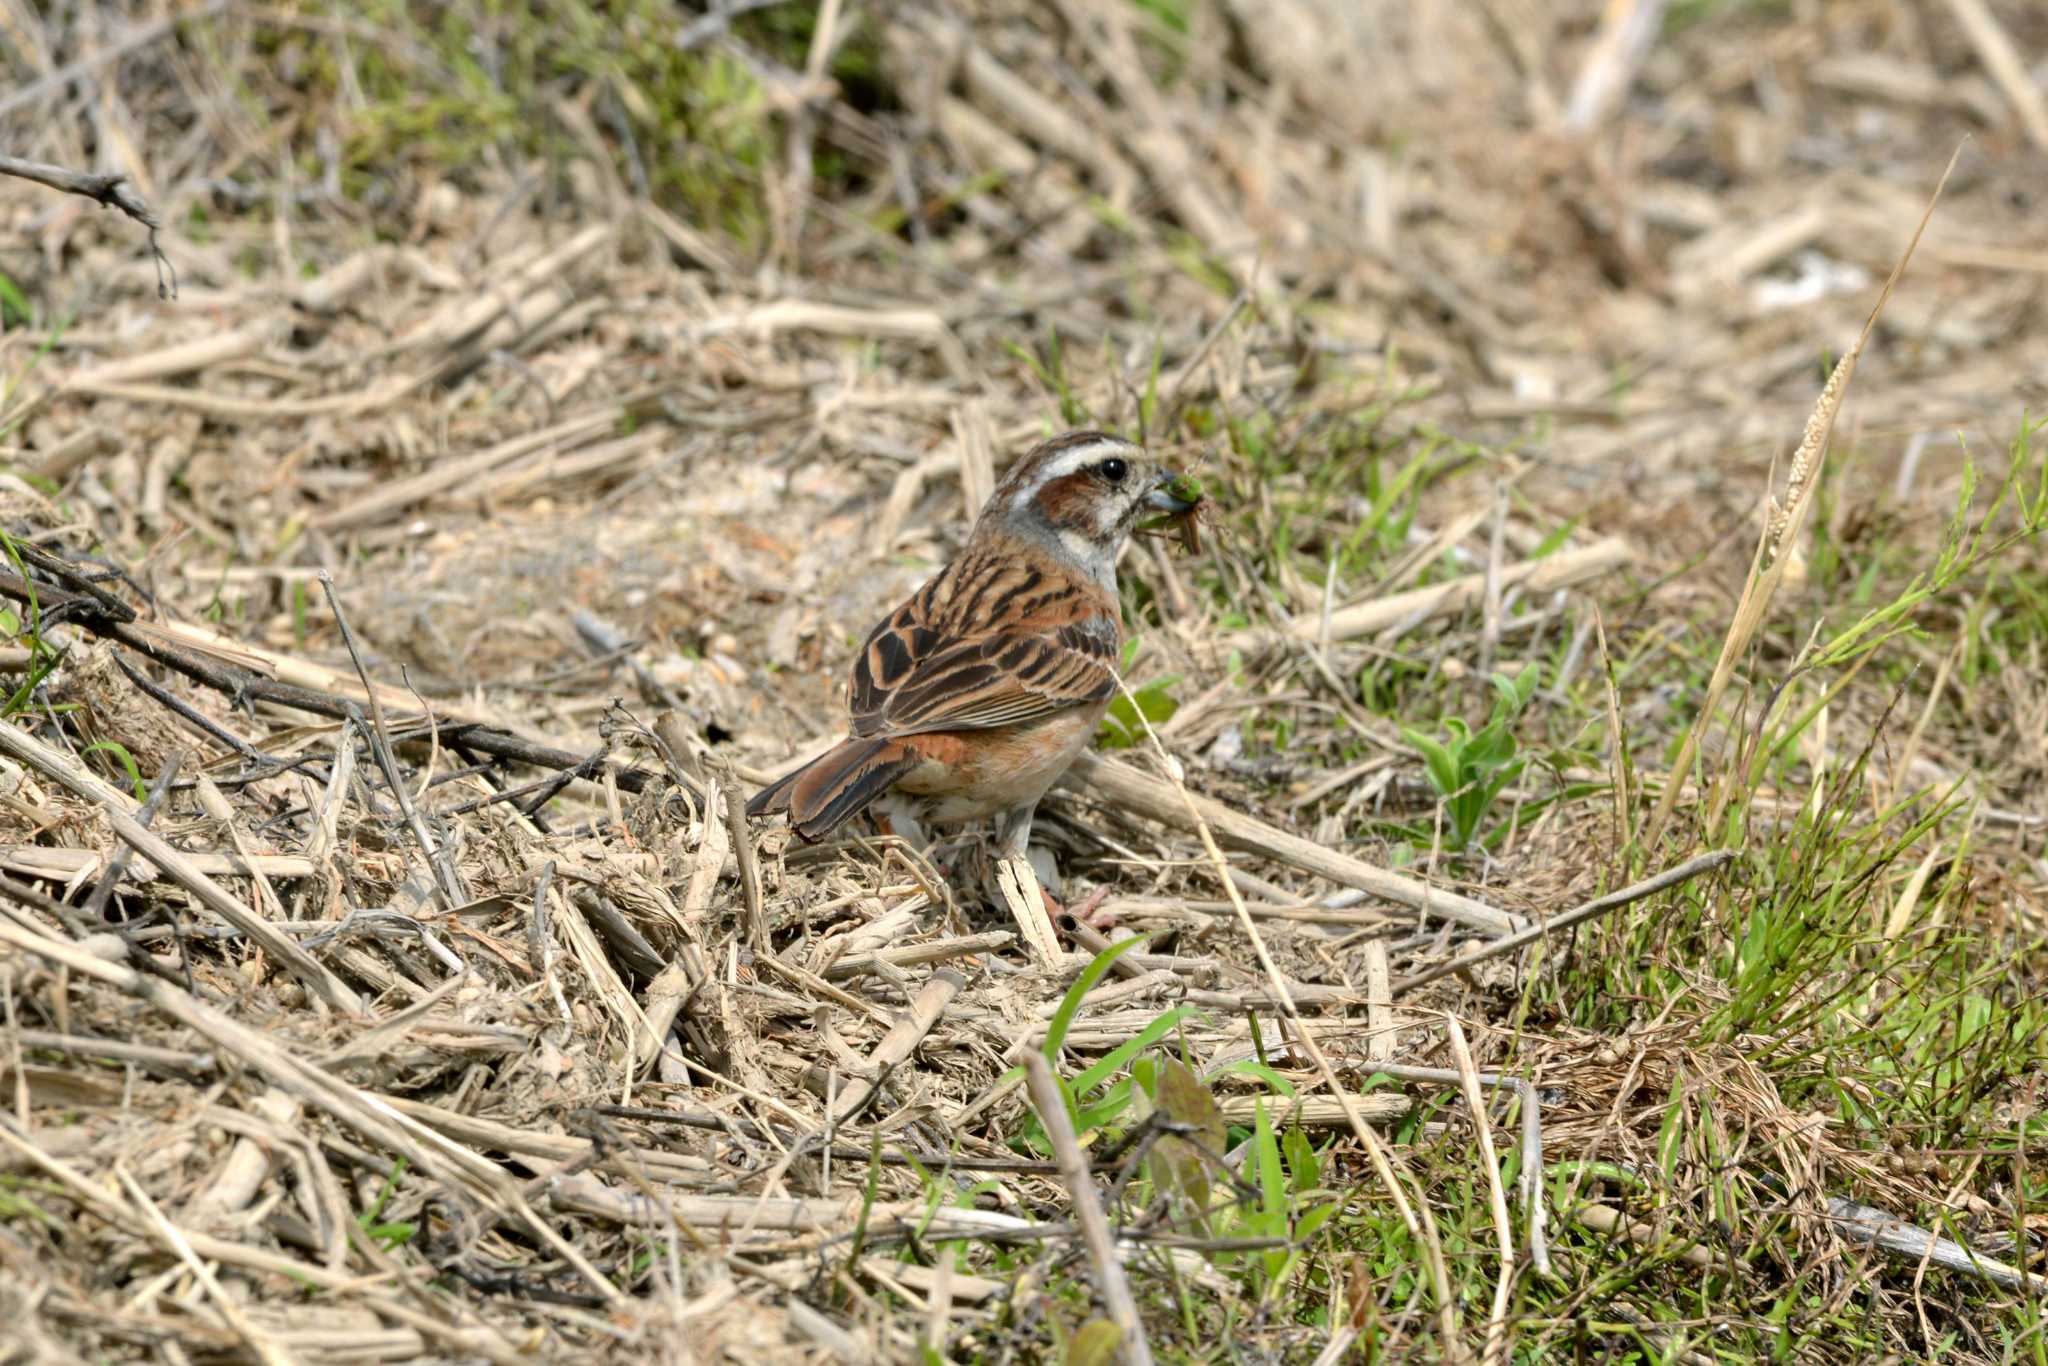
[1098,458,1128,483]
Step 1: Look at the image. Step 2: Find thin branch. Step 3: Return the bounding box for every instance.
[0,564,659,793]
[319,572,465,909]
[0,153,177,298]
[1023,1052,1156,1366]
[1392,850,1736,994]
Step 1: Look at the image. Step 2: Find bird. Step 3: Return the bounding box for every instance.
[747,430,1198,904]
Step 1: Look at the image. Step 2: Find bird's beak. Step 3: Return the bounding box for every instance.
[1145,471,1202,514]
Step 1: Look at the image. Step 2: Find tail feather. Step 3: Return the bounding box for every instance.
[748,737,918,842]
[745,766,803,820]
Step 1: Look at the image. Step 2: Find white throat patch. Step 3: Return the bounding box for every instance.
[1056,524,1120,592]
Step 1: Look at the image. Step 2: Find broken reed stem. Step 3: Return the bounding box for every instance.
[1063,751,1520,933]
[0,912,624,1306]
[827,969,964,1123]
[1240,535,1631,649]
[81,749,185,923]
[0,564,663,794]
[1022,1052,1156,1366]
[0,1122,527,1362]
[1110,676,1460,1344]
[114,1163,293,1366]
[0,716,363,1013]
[723,775,768,950]
[1644,146,1962,848]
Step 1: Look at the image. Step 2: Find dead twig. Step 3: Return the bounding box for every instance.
[724,776,768,950]
[1232,536,1633,650]
[1393,850,1735,993]
[1104,677,1461,1342]
[0,153,176,297]
[79,749,185,923]
[1447,1015,1516,1365]
[828,969,965,1123]
[0,565,660,794]
[1828,1196,2048,1293]
[1063,752,1521,933]
[1364,1060,1553,1277]
[319,573,465,909]
[1940,0,2048,150]
[1022,1052,1156,1366]
[0,914,620,1306]
[0,717,362,1013]
[113,1163,293,1366]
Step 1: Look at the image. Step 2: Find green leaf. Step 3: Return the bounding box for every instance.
[1530,518,1580,557]
[1282,1126,1321,1194]
[1070,1005,1195,1096]
[1294,1199,1339,1243]
[1254,1099,1284,1216]
[1138,338,1164,439]
[359,1156,408,1224]
[1148,1058,1226,1215]
[1508,661,1542,708]
[1001,936,1158,1143]
[1132,677,1181,722]
[1044,934,1152,1061]
[1462,722,1512,770]
[1097,676,1181,749]
[83,741,147,802]
[1066,1318,1123,1366]
[1401,729,1460,798]
[1206,1058,1298,1098]
[0,268,29,327]
[1073,1077,1136,1139]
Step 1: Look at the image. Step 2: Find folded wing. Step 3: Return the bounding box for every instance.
[849,552,1120,739]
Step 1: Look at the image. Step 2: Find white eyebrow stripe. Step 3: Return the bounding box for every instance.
[1025,439,1138,491]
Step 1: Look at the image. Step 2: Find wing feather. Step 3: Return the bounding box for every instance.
[847,547,1121,738]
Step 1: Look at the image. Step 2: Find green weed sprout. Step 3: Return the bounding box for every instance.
[1402,663,1541,851]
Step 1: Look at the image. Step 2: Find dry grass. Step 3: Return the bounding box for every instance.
[1,0,2045,1361]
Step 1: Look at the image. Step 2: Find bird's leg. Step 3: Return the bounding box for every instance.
[991,800,1036,861]
[991,801,1114,934]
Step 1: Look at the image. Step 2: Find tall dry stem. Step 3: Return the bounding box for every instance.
[1643,147,1963,848]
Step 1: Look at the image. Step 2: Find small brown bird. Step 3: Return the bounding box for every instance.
[748,430,1197,872]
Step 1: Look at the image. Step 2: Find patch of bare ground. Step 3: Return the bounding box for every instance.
[1,0,2044,1360]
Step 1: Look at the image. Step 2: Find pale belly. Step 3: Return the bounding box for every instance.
[893,706,1103,825]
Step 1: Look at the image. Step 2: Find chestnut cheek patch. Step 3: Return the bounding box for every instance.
[1032,471,1103,532]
